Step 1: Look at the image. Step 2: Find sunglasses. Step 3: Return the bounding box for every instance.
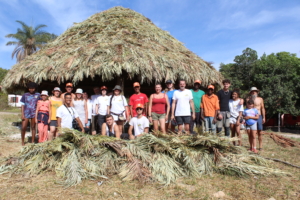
[136,108,143,111]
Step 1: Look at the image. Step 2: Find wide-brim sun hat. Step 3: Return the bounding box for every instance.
[113,85,122,91]
[249,87,259,93]
[75,88,83,94]
[53,87,61,92]
[41,90,49,96]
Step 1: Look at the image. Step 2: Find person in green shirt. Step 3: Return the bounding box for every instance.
[190,80,205,133]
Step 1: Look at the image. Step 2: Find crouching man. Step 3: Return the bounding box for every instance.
[128,104,149,139]
[101,114,121,139]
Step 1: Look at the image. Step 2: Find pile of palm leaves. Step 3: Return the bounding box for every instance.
[263,132,300,148]
[0,129,287,187]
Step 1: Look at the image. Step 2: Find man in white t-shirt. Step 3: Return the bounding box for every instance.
[128,104,149,139]
[171,80,195,134]
[95,86,110,133]
[90,86,101,135]
[57,93,84,133]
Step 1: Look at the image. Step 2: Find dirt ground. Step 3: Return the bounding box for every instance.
[0,114,300,200]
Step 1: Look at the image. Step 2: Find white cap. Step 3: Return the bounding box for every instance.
[41,90,49,96]
[53,87,61,92]
[250,87,259,92]
[75,88,83,94]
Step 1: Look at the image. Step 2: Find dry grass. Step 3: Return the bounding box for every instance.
[2,6,222,92]
[0,116,299,200]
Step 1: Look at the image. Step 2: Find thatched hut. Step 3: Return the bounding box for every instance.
[2,6,222,96]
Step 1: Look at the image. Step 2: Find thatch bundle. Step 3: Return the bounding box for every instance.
[1,6,222,91]
[0,130,287,187]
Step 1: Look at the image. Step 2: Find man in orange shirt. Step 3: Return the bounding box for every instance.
[201,85,220,135]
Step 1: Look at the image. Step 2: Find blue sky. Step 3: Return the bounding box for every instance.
[0,0,299,70]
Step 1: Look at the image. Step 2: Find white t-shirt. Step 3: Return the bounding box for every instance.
[96,95,110,115]
[86,99,92,119]
[90,94,100,116]
[129,116,149,136]
[229,99,244,118]
[56,105,79,129]
[172,89,193,116]
[109,95,128,114]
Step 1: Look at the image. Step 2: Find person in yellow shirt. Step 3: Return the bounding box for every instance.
[201,85,220,135]
[49,87,63,140]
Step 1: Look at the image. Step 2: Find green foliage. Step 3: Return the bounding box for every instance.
[0,68,8,84]
[220,48,300,117]
[0,93,9,111]
[5,20,57,62]
[0,130,287,187]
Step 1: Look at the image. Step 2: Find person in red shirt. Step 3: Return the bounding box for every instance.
[129,82,149,117]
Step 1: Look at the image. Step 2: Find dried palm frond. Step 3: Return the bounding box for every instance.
[0,129,289,187]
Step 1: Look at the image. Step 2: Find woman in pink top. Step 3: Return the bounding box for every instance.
[35,90,51,143]
[148,84,170,134]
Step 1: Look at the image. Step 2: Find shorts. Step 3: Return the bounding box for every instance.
[151,112,165,120]
[175,116,191,125]
[257,115,263,130]
[49,120,57,127]
[217,111,230,128]
[85,119,91,127]
[246,123,257,131]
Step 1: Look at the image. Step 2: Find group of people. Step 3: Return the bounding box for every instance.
[20,79,265,153]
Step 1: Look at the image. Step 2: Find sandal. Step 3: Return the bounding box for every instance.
[258,148,263,151]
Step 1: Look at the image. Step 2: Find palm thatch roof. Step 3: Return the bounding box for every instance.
[2,6,222,91]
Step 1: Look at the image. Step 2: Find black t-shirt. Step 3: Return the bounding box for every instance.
[217,90,232,112]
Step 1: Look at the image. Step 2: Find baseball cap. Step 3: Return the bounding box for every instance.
[194,80,201,84]
[53,87,61,92]
[136,103,144,109]
[66,83,73,87]
[165,80,172,84]
[207,85,214,90]
[133,82,140,87]
[101,86,107,90]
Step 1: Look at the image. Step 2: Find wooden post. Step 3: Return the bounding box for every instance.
[278,112,281,132]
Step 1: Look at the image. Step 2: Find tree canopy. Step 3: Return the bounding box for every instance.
[220,48,300,117]
[5,20,57,62]
[0,68,8,85]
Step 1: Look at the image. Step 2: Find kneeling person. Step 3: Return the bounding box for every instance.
[128,104,149,140]
[101,114,121,139]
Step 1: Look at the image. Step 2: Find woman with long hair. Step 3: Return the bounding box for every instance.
[108,85,129,134]
[48,87,63,140]
[148,84,170,134]
[229,89,244,146]
[73,88,88,127]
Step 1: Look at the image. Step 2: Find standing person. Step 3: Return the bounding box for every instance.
[190,80,205,133]
[83,92,92,129]
[163,80,176,132]
[35,91,51,143]
[171,80,195,134]
[229,90,244,146]
[101,114,121,139]
[90,86,101,135]
[108,85,129,134]
[148,84,170,134]
[56,93,85,132]
[243,99,259,153]
[95,86,110,133]
[73,88,88,127]
[200,85,219,135]
[20,82,40,146]
[128,104,149,139]
[60,83,75,104]
[248,87,266,151]
[129,82,149,117]
[48,87,63,140]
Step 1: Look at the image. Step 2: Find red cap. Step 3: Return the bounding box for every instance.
[207,85,214,90]
[66,83,73,87]
[136,103,144,109]
[194,80,202,84]
[133,82,140,87]
[101,86,107,90]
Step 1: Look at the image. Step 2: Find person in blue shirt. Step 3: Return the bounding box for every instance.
[162,80,176,132]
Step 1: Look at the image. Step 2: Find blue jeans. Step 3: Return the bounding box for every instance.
[204,117,216,135]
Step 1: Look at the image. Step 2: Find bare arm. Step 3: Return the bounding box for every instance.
[48,101,52,123]
[101,123,106,136]
[125,106,130,119]
[165,94,170,121]
[114,124,121,139]
[84,100,88,124]
[128,125,134,140]
[57,117,62,134]
[143,127,149,133]
[261,98,266,123]
[107,105,110,114]
[171,99,177,119]
[148,95,153,123]
[75,117,85,133]
[213,110,219,124]
[35,102,40,122]
[21,105,25,120]
[190,99,195,120]
[236,111,243,125]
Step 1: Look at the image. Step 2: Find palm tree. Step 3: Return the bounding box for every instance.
[5,20,57,62]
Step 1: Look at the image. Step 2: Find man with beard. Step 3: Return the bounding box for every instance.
[190,80,205,133]
[248,87,265,150]
[171,80,195,134]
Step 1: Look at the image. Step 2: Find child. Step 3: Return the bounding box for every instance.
[35,90,51,143]
[20,82,40,146]
[243,99,259,153]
